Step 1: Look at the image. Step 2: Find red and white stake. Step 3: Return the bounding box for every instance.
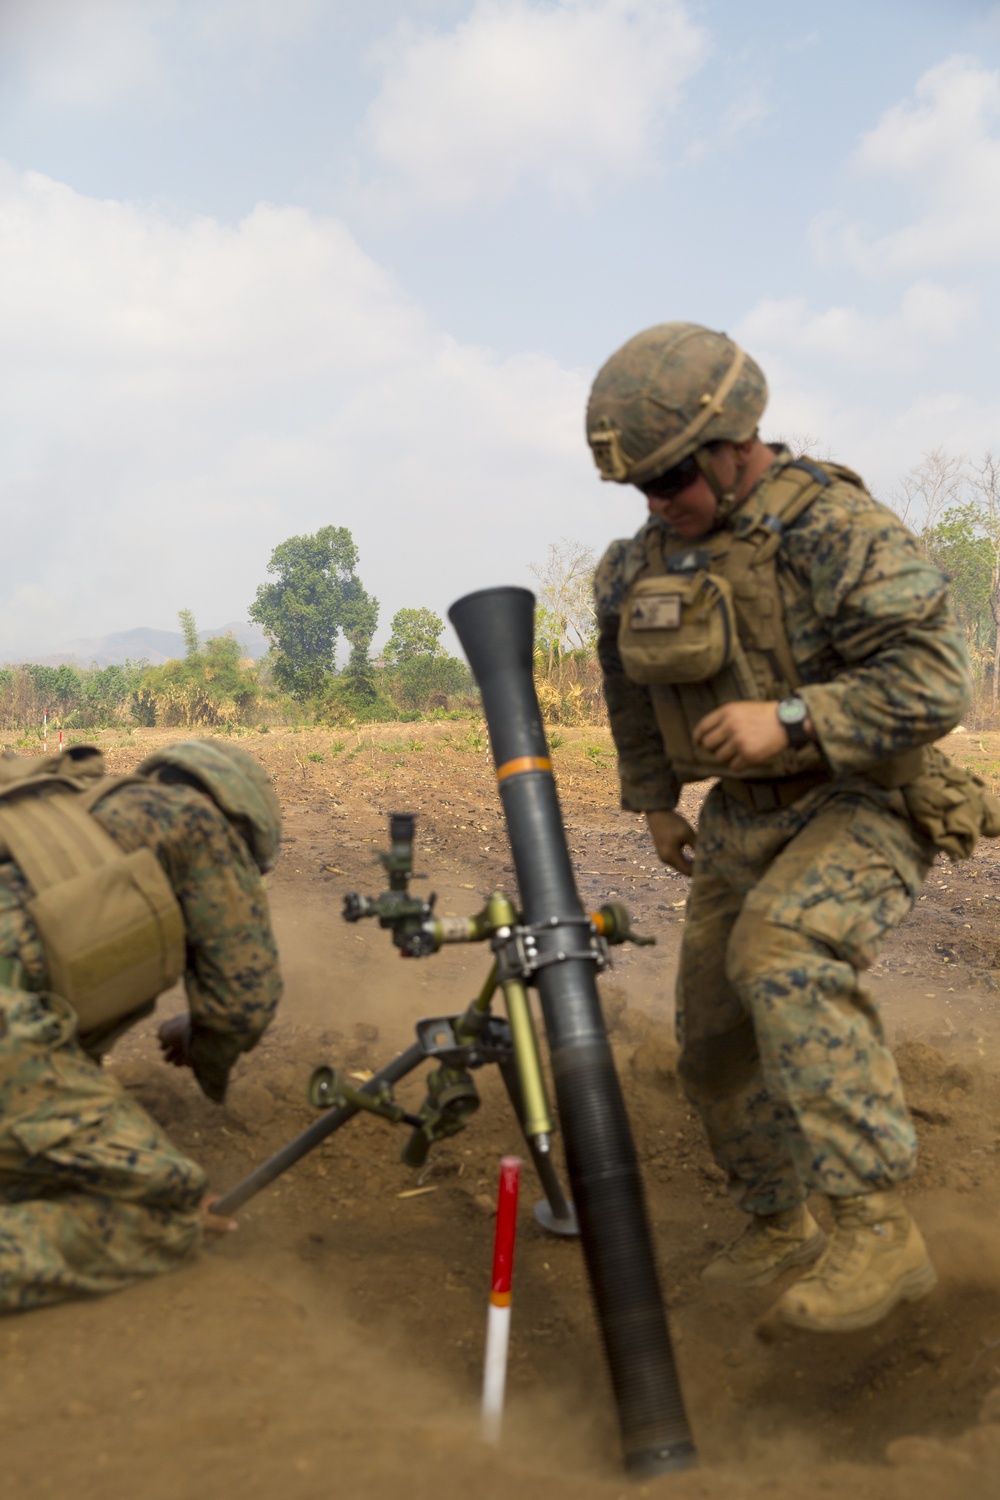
[58,730,63,754]
[481,1156,521,1444]
[42,711,47,754]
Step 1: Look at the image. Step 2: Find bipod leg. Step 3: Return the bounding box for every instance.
[213,1041,426,1216]
[498,1058,579,1238]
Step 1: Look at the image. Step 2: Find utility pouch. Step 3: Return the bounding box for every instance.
[27,849,184,1031]
[0,784,184,1033]
[902,746,1000,860]
[618,551,737,686]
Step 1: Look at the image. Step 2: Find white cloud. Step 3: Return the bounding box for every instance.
[363,0,706,211]
[784,31,819,55]
[0,0,169,107]
[769,380,1000,516]
[192,0,321,47]
[819,56,1000,273]
[686,86,772,162]
[736,280,974,372]
[766,54,1000,494]
[734,290,999,507]
[0,163,601,657]
[0,0,321,108]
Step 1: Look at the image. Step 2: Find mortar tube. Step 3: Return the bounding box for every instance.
[449,586,696,1477]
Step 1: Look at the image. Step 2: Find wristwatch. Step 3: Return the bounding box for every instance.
[776,695,811,749]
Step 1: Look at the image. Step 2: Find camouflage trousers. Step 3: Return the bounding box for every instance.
[676,782,934,1216]
[0,989,207,1312]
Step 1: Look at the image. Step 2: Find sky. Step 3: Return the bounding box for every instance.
[2,0,999,659]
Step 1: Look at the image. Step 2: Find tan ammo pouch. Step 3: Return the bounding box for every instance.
[0,779,184,1032]
[863,747,926,790]
[619,553,737,686]
[901,746,1000,860]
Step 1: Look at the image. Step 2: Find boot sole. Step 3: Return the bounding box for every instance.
[774,1257,938,1333]
[701,1230,827,1290]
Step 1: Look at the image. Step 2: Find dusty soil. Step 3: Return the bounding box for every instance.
[3,723,1000,1500]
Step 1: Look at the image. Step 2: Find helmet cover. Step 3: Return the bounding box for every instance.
[136,739,282,873]
[586,322,768,487]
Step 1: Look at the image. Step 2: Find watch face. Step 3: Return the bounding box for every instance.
[777,697,807,727]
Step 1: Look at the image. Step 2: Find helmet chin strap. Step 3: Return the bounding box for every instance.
[694,444,749,522]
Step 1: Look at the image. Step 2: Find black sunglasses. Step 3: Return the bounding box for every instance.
[642,453,701,501]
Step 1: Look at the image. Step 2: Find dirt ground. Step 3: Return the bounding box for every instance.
[3,723,1000,1500]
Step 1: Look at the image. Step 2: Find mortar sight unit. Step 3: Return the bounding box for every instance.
[337,813,653,1176]
[341,811,442,957]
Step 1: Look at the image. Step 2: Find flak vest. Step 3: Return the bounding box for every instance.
[0,748,184,1032]
[616,458,923,793]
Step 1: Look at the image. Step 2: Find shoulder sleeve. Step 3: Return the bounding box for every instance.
[595,535,682,813]
[784,485,973,773]
[594,539,633,617]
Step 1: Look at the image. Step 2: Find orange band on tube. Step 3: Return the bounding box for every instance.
[496,756,552,782]
[489,1289,513,1308]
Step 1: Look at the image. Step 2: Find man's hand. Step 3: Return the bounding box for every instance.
[158,1013,192,1068]
[201,1194,238,1235]
[645,809,696,876]
[693,701,792,772]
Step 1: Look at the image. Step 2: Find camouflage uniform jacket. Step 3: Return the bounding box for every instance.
[594,451,972,812]
[0,780,281,1101]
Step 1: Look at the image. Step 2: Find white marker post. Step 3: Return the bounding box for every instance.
[481,1155,521,1444]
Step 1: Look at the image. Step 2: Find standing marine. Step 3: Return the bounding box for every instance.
[0,738,282,1311]
[588,322,993,1332]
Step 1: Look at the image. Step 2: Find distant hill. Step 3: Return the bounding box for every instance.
[8,622,270,668]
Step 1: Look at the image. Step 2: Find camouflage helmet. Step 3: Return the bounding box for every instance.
[586,322,768,488]
[136,739,282,873]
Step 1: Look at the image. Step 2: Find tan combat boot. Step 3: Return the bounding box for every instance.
[768,1190,936,1332]
[701,1204,826,1288]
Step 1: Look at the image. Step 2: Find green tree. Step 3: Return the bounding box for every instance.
[139,629,259,726]
[178,608,200,659]
[897,451,1000,706]
[970,452,1000,709]
[0,659,151,732]
[389,654,471,713]
[384,607,446,665]
[249,527,377,699]
[340,575,380,701]
[378,605,471,713]
[529,540,597,677]
[526,541,604,723]
[924,505,992,652]
[533,604,563,673]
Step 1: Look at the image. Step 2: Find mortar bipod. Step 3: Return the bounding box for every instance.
[214,816,654,1236]
[308,988,579,1236]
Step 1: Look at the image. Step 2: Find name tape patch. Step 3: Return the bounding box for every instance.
[629,595,682,631]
